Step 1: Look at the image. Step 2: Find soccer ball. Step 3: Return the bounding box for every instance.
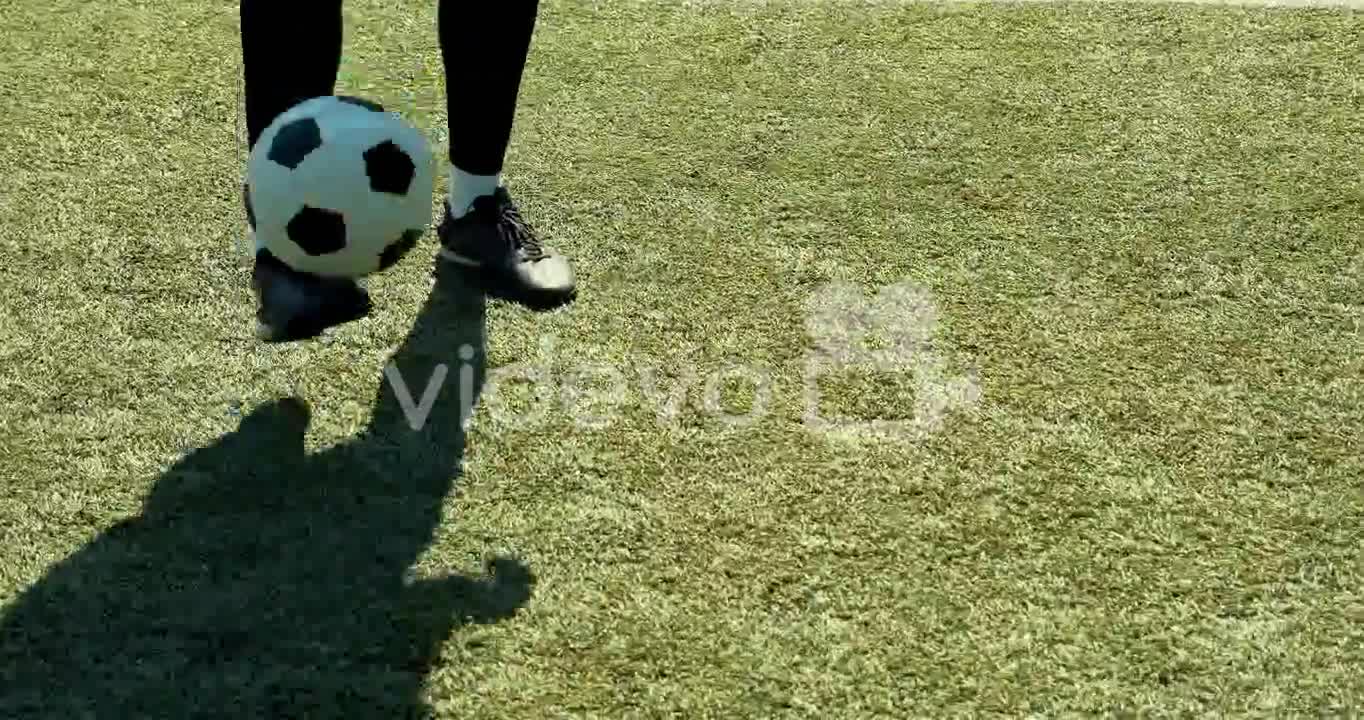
[245,95,434,278]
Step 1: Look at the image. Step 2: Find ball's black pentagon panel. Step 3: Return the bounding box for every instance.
[243,183,256,230]
[336,95,385,112]
[268,117,323,170]
[286,205,347,256]
[363,140,416,196]
[377,228,424,271]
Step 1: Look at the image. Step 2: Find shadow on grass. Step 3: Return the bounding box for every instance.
[0,263,524,719]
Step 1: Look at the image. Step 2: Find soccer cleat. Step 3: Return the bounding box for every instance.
[437,187,576,311]
[252,248,373,343]
[245,183,372,343]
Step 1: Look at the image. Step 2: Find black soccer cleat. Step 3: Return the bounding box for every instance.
[251,248,373,343]
[245,183,372,343]
[437,187,576,311]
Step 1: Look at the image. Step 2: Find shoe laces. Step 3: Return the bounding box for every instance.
[493,190,547,262]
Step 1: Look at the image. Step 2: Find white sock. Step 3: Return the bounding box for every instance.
[447,165,500,219]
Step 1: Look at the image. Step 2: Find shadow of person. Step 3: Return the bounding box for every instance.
[0,263,523,719]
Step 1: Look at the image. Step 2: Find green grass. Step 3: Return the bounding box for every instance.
[2,0,1363,715]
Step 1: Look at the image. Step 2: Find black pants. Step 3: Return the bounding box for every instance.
[240,1,538,176]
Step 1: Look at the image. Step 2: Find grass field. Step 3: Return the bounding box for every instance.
[2,0,1363,716]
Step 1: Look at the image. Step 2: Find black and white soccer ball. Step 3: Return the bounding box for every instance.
[245,95,434,278]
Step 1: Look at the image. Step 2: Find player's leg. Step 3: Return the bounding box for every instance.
[435,0,576,311]
[241,0,372,342]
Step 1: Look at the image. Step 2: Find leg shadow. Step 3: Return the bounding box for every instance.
[0,263,520,719]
